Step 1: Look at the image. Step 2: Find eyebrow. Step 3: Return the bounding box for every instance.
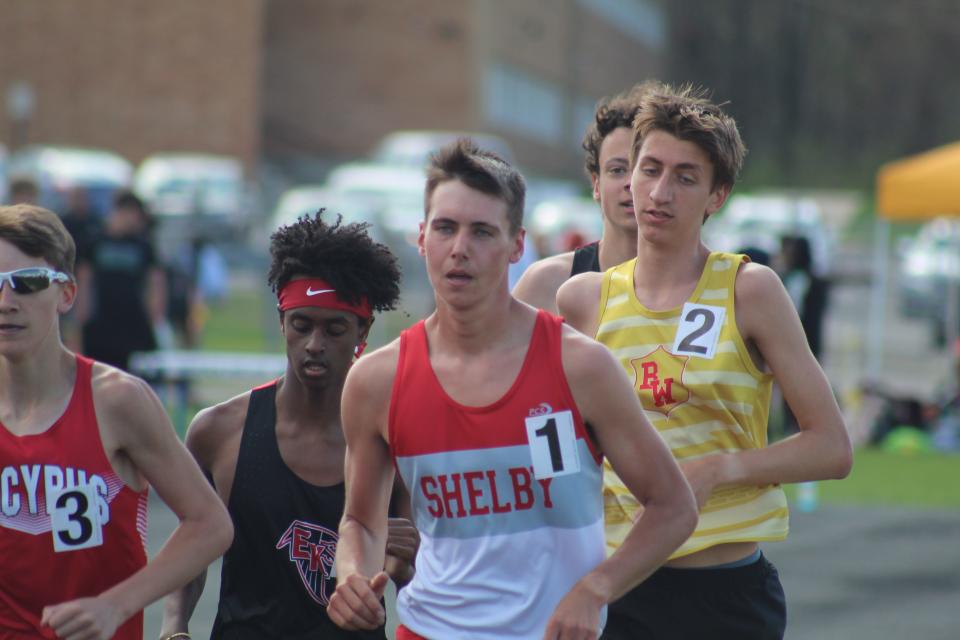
[641,156,704,172]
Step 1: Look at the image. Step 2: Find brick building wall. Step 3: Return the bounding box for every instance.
[1,0,661,181]
[261,0,474,160]
[262,0,663,179]
[0,0,263,172]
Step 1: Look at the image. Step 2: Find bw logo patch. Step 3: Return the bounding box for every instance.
[277,520,339,605]
[631,346,690,417]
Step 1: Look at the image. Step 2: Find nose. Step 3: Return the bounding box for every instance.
[649,172,673,204]
[450,228,470,260]
[304,328,327,355]
[0,279,18,309]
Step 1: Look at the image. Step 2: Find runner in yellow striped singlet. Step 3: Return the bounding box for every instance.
[597,251,789,559]
[559,83,853,640]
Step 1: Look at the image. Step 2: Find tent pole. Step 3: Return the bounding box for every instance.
[947,278,960,353]
[865,218,889,376]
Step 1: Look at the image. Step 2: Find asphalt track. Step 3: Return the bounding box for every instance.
[142,495,960,640]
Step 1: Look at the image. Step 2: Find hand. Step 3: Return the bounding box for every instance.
[42,597,123,640]
[327,572,388,631]
[543,581,605,640]
[679,455,727,510]
[386,517,419,564]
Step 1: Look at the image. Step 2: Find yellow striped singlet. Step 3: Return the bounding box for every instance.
[597,252,788,559]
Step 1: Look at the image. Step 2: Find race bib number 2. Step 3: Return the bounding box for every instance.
[672,303,726,359]
[524,410,580,480]
[50,484,103,552]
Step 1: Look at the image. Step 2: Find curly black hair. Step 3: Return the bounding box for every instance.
[267,210,401,313]
[582,80,663,178]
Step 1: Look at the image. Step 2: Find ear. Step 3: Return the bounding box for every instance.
[417,221,426,257]
[355,317,374,359]
[591,172,601,202]
[57,280,78,314]
[508,228,526,265]
[704,184,731,219]
[358,317,373,344]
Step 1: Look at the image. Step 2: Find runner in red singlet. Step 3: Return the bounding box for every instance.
[0,204,232,640]
[327,139,698,640]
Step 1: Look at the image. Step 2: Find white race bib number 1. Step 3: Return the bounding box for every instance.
[525,410,580,480]
[50,484,103,552]
[672,302,726,359]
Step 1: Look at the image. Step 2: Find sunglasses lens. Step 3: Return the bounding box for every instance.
[10,271,51,293]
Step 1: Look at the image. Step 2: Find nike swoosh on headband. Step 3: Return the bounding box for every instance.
[306,287,335,296]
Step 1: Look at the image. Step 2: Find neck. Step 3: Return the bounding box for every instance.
[598,228,639,270]
[0,345,75,424]
[274,371,343,433]
[634,239,711,292]
[430,287,518,356]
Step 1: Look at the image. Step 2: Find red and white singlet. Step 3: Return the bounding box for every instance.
[389,311,606,640]
[0,355,148,639]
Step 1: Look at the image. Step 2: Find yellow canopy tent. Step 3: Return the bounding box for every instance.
[876,141,960,220]
[867,142,960,373]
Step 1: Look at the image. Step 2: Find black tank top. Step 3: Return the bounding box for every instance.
[212,382,386,639]
[570,241,601,276]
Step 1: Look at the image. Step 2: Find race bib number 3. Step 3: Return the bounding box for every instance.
[524,410,580,479]
[672,303,726,359]
[50,484,103,552]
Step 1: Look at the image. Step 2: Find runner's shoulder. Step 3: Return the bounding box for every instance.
[517,251,576,291]
[90,361,160,423]
[186,389,252,457]
[346,337,401,397]
[559,321,619,377]
[734,260,787,309]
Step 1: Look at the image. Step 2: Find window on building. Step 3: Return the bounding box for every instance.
[482,63,565,145]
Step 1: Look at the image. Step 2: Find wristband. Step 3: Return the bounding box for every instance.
[162,634,191,640]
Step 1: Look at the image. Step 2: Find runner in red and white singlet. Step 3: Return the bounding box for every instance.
[327,139,697,640]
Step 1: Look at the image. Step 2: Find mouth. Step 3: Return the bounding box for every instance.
[445,270,473,285]
[0,323,25,333]
[643,208,672,221]
[302,359,329,376]
[621,200,635,214]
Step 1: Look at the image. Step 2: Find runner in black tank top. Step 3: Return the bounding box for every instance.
[513,84,649,313]
[160,213,414,640]
[570,241,601,277]
[212,382,385,639]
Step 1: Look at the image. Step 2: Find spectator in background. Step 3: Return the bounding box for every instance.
[779,234,830,436]
[78,190,166,371]
[60,186,103,351]
[61,185,102,261]
[779,234,829,359]
[7,176,38,205]
[166,235,229,349]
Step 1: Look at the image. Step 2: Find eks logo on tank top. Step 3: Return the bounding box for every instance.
[276,519,339,605]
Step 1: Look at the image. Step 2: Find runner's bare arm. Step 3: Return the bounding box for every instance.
[557,271,604,336]
[159,401,243,638]
[42,371,233,640]
[328,346,399,630]
[512,252,575,314]
[544,330,697,638]
[385,479,419,588]
[677,263,852,504]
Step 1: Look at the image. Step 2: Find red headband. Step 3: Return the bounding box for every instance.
[277,278,372,319]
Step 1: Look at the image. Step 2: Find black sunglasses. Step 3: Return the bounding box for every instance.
[0,268,73,294]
